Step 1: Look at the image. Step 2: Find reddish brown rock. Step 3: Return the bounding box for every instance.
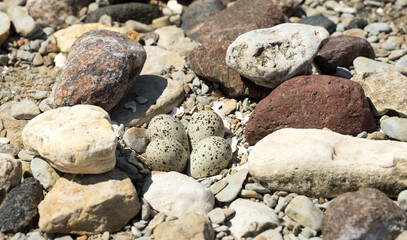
[26,0,93,29]
[314,35,375,74]
[322,188,407,240]
[187,44,272,99]
[244,75,377,145]
[53,30,146,111]
[198,0,290,45]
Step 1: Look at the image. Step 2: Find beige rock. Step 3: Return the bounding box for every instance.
[0,12,10,46]
[249,128,407,198]
[343,28,367,38]
[353,56,396,74]
[54,23,140,53]
[22,105,117,174]
[0,153,22,203]
[352,69,407,116]
[285,196,324,230]
[140,46,186,75]
[155,26,199,57]
[153,213,215,240]
[0,102,29,150]
[222,99,237,115]
[110,75,184,127]
[142,172,214,218]
[38,169,140,234]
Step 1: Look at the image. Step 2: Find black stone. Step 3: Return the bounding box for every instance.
[346,18,368,30]
[85,3,162,24]
[0,178,44,234]
[299,15,336,34]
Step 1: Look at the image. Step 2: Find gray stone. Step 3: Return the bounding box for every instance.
[16,50,35,62]
[364,22,391,35]
[245,183,271,194]
[398,190,407,211]
[209,179,228,195]
[396,55,407,75]
[125,20,152,33]
[32,53,44,66]
[353,56,396,74]
[229,199,279,239]
[123,128,148,153]
[0,154,22,204]
[207,208,226,224]
[215,169,249,203]
[7,5,39,37]
[389,50,407,61]
[115,157,139,181]
[27,232,44,240]
[11,232,25,240]
[0,119,2,131]
[0,143,19,156]
[285,196,324,231]
[275,197,289,213]
[0,12,10,46]
[11,101,40,120]
[30,157,60,190]
[381,117,407,141]
[0,55,8,66]
[226,23,329,88]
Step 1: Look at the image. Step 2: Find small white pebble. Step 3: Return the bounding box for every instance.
[0,138,10,144]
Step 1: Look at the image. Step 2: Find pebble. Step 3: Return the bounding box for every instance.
[0,12,10,46]
[285,196,324,231]
[30,157,60,190]
[364,22,391,35]
[298,15,336,34]
[396,55,407,75]
[27,232,44,240]
[209,179,228,195]
[215,169,249,203]
[244,183,271,194]
[123,128,148,153]
[207,208,226,224]
[11,101,40,120]
[7,5,39,37]
[381,117,407,141]
[16,50,35,62]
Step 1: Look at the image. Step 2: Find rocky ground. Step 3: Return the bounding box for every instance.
[1,0,407,239]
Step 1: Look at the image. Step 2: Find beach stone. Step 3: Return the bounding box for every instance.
[85,3,162,24]
[54,23,140,53]
[229,199,279,239]
[0,12,10,46]
[16,50,35,62]
[142,172,214,218]
[381,117,407,141]
[285,196,324,231]
[215,169,248,203]
[342,28,367,38]
[353,56,396,74]
[7,5,39,37]
[140,46,185,75]
[249,128,407,198]
[322,188,407,240]
[110,75,184,127]
[38,169,140,234]
[352,69,407,116]
[11,101,40,120]
[0,144,19,156]
[0,154,22,204]
[155,26,199,57]
[364,22,391,35]
[30,157,60,190]
[198,0,289,45]
[253,229,283,240]
[0,102,28,150]
[26,0,93,29]
[207,208,226,224]
[0,178,43,234]
[314,35,375,74]
[22,105,117,174]
[389,50,407,61]
[298,15,336,34]
[153,213,214,240]
[396,55,407,75]
[245,75,376,145]
[398,190,407,211]
[123,128,148,153]
[187,44,272,99]
[226,23,329,88]
[181,0,224,42]
[346,18,368,29]
[53,30,146,111]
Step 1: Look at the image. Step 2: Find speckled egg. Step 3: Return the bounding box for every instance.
[189,136,232,178]
[147,114,190,153]
[187,111,225,150]
[145,137,189,172]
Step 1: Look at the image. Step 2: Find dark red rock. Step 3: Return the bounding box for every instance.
[26,0,93,29]
[53,30,146,111]
[244,75,377,145]
[198,0,289,45]
[314,35,375,74]
[187,44,272,99]
[322,188,407,240]
[85,3,162,24]
[181,0,224,42]
[0,178,44,234]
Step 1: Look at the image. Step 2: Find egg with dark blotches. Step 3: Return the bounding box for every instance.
[147,114,190,153]
[189,136,232,178]
[187,111,224,150]
[145,137,189,172]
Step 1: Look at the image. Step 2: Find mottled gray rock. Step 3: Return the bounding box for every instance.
[11,101,40,120]
[30,157,60,190]
[226,23,329,88]
[215,169,249,203]
[353,56,396,74]
[207,208,226,224]
[285,196,324,230]
[0,154,22,204]
[123,128,148,153]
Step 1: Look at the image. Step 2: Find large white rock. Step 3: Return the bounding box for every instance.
[142,172,214,218]
[22,105,117,174]
[229,199,279,239]
[352,69,407,117]
[249,128,407,198]
[0,12,10,46]
[38,169,140,234]
[0,153,22,203]
[225,23,329,88]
